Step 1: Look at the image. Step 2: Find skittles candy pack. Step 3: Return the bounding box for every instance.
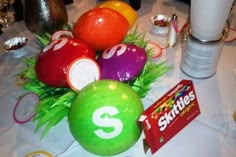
[138,80,201,154]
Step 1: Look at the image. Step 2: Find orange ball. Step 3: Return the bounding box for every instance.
[73,8,129,51]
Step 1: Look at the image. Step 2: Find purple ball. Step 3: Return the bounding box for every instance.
[97,43,147,81]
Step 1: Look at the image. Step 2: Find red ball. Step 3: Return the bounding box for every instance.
[35,37,96,87]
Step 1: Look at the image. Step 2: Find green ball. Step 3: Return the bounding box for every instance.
[68,80,144,156]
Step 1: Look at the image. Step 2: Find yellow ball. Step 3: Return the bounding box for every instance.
[96,0,138,28]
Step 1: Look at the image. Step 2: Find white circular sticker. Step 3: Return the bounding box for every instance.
[67,57,101,92]
[13,92,39,124]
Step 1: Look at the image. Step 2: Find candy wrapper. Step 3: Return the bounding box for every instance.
[138,80,201,154]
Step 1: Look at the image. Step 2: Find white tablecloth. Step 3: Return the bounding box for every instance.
[0,0,236,157]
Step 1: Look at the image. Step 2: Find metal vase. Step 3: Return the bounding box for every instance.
[24,0,68,35]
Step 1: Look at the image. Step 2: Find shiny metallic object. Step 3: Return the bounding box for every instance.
[3,36,28,51]
[24,0,68,35]
[180,27,227,79]
[150,14,169,35]
[3,36,28,58]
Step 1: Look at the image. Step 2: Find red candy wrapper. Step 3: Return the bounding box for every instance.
[138,80,201,154]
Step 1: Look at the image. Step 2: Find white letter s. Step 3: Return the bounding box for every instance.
[158,116,168,132]
[93,106,123,139]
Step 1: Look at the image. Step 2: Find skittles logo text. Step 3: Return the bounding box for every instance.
[158,85,196,132]
[92,106,123,139]
[43,38,68,53]
[102,44,127,59]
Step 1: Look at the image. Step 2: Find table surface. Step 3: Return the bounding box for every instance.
[0,0,236,157]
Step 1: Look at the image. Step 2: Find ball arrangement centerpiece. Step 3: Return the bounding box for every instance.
[69,80,144,156]
[17,0,172,156]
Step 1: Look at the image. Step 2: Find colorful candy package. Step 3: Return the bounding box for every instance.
[138,80,201,154]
